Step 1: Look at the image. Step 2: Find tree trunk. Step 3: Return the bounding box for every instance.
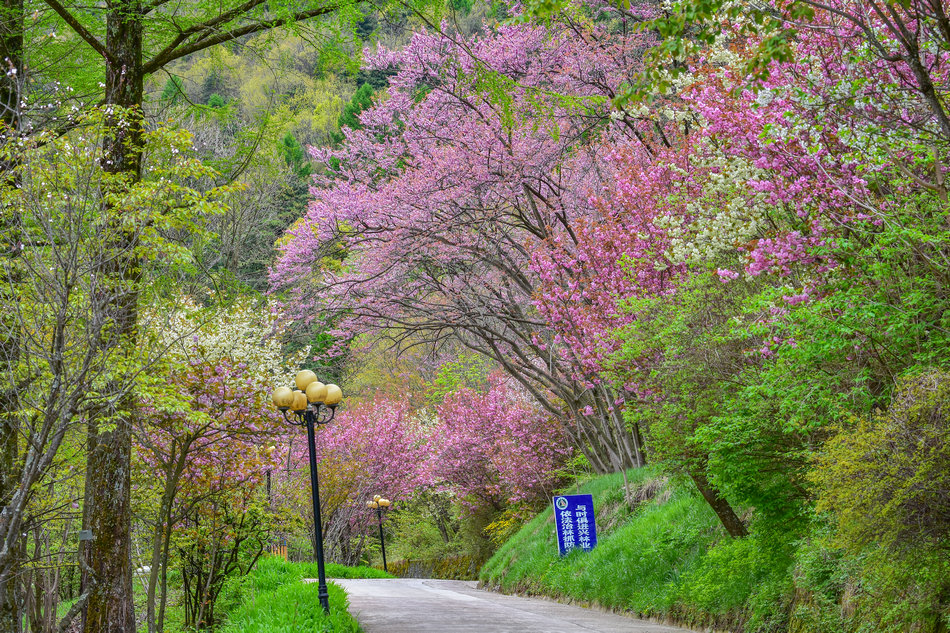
[147,448,186,633]
[155,522,173,633]
[82,401,136,633]
[690,470,748,538]
[81,0,144,629]
[145,499,170,633]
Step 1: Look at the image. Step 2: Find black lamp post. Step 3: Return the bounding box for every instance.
[366,495,391,572]
[272,370,343,614]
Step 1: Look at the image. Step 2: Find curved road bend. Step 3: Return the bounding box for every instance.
[331,578,694,633]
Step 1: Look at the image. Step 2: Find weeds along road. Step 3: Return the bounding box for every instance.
[331,578,696,633]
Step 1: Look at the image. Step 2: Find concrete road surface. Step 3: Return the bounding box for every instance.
[331,578,694,633]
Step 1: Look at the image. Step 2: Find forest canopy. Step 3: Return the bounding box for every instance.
[1,0,948,630]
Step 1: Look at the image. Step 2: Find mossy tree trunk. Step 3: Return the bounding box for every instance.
[81,1,143,630]
[690,470,747,538]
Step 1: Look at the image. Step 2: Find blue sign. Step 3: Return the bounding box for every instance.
[553,494,597,556]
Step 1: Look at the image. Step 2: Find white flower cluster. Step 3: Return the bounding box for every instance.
[659,147,770,265]
[147,295,310,390]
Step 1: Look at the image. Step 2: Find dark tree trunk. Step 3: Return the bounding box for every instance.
[0,0,23,626]
[81,0,143,630]
[146,446,187,633]
[690,470,748,538]
[82,401,136,633]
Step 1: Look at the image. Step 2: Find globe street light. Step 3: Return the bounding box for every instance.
[271,370,343,614]
[366,495,391,573]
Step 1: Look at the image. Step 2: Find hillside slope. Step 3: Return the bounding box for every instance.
[480,468,792,632]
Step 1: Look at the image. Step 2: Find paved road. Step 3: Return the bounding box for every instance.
[331,578,694,633]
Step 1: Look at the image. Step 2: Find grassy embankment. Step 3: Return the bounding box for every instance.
[480,467,791,632]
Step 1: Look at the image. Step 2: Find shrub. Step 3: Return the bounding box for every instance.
[812,370,950,554]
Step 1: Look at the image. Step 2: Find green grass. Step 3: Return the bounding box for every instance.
[218,557,368,633]
[300,562,395,579]
[480,468,792,632]
[220,581,358,633]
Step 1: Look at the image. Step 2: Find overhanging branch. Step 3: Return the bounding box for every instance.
[41,0,115,64]
[143,2,351,73]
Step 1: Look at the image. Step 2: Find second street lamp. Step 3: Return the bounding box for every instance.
[366,495,391,573]
[271,370,343,614]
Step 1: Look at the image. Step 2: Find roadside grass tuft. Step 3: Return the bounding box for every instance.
[220,581,358,633]
[219,556,382,632]
[300,561,395,579]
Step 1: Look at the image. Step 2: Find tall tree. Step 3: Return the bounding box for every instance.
[34,0,387,629]
[0,115,230,633]
[273,20,663,472]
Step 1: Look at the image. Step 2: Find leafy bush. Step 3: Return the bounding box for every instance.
[812,371,950,553]
[678,535,792,631]
[806,370,950,631]
[787,535,851,633]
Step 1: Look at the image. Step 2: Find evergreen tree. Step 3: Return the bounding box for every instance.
[330,83,374,145]
[160,76,184,104]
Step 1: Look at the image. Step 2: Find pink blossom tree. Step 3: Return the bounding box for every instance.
[529,0,950,536]
[273,396,428,564]
[134,297,297,633]
[272,14,666,472]
[428,374,572,513]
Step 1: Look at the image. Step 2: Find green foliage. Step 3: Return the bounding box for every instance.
[787,534,853,633]
[702,195,950,540]
[813,370,950,553]
[162,76,186,104]
[426,352,494,403]
[484,506,533,546]
[454,504,503,563]
[786,533,950,633]
[610,0,794,104]
[448,0,474,16]
[341,83,375,129]
[509,0,567,21]
[800,370,950,631]
[207,93,226,108]
[330,83,375,145]
[386,497,460,561]
[280,132,312,177]
[678,536,793,631]
[845,548,950,633]
[219,556,368,633]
